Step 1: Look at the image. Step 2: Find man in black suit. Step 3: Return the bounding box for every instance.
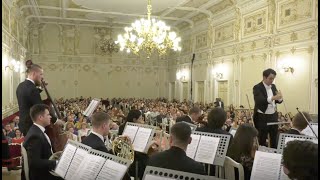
[176,107,201,124]
[147,122,206,175]
[16,64,64,136]
[23,104,62,180]
[253,68,283,148]
[81,112,110,153]
[285,111,311,135]
[214,98,224,109]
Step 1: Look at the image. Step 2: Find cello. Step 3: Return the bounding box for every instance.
[26,60,68,152]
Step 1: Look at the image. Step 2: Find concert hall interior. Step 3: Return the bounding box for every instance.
[2,0,318,180]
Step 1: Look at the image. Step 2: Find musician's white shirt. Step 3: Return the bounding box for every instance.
[33,123,53,153]
[26,78,35,84]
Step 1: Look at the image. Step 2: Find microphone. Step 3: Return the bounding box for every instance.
[296,107,318,139]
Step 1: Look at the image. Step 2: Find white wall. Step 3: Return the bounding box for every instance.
[2,0,28,119]
[28,23,168,99]
[167,0,318,114]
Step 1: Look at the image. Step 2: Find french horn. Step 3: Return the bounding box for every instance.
[111,136,135,163]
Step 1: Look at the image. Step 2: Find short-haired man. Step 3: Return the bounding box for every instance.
[285,111,312,135]
[81,112,111,153]
[16,64,64,136]
[176,107,201,124]
[147,122,206,175]
[282,140,318,180]
[23,104,62,180]
[253,68,283,148]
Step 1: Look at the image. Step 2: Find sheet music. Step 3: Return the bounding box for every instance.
[65,148,89,180]
[96,160,128,180]
[83,99,100,117]
[73,154,105,180]
[54,143,77,178]
[186,134,201,159]
[250,151,281,180]
[284,137,318,145]
[144,174,175,180]
[122,125,139,143]
[194,136,220,164]
[301,125,318,137]
[229,129,237,137]
[133,127,152,152]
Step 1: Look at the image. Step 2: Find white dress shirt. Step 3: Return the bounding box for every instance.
[257,82,277,114]
[26,78,35,84]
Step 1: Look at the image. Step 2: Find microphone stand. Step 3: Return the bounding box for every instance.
[190,54,195,104]
[296,107,318,139]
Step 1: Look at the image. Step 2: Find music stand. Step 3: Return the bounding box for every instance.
[277,133,318,154]
[143,166,224,180]
[192,131,231,166]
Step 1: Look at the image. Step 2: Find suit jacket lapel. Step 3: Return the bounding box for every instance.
[259,82,268,98]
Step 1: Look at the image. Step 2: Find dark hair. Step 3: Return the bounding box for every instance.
[207,107,227,129]
[292,111,311,130]
[283,140,318,180]
[30,104,50,122]
[170,122,191,144]
[27,64,42,74]
[126,110,142,122]
[189,106,201,115]
[227,124,258,162]
[91,112,110,128]
[263,68,276,78]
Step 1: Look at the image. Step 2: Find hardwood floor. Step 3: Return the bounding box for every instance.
[2,168,21,180]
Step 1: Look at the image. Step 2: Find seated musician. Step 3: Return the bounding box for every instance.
[147,122,206,175]
[285,111,311,135]
[23,104,63,180]
[282,140,318,180]
[81,112,111,153]
[176,107,201,124]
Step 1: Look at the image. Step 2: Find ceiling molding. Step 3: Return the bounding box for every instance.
[173,7,213,19]
[20,5,194,27]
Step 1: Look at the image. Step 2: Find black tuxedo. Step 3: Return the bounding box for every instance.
[176,115,194,124]
[147,146,206,175]
[81,133,109,153]
[214,101,224,109]
[253,81,282,148]
[16,80,43,135]
[23,125,60,180]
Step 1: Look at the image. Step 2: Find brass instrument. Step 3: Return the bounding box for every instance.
[111,136,135,163]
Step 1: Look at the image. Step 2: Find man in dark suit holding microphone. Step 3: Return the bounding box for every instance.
[253,68,283,148]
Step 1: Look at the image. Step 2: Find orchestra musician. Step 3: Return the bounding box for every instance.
[16,63,64,136]
[285,111,312,135]
[176,107,201,124]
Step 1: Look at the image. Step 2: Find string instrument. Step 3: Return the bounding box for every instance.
[195,114,207,127]
[26,60,68,152]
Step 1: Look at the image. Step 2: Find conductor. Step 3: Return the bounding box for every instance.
[253,68,283,148]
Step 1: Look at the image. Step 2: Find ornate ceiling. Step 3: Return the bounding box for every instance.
[15,0,237,31]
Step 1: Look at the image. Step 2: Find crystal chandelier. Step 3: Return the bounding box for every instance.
[116,0,182,58]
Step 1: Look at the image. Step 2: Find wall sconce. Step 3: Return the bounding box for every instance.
[216,72,223,79]
[282,66,294,73]
[4,59,20,72]
[176,70,188,81]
